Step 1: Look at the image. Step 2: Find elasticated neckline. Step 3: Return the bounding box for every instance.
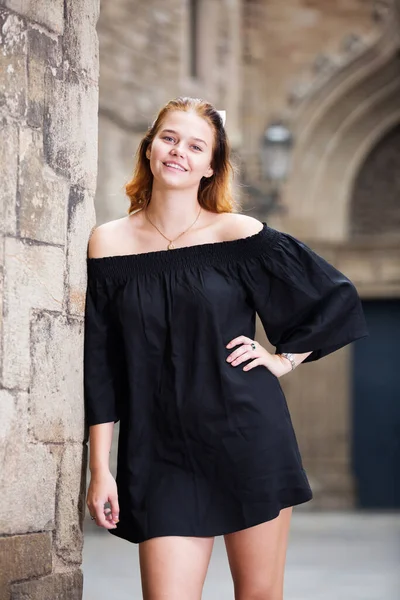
[87,222,279,280]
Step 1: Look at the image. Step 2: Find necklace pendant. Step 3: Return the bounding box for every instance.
[167,242,175,250]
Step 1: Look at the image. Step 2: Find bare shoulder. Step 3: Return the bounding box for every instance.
[87,216,129,259]
[217,213,264,241]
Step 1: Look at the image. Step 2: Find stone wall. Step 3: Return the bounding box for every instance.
[0,2,99,598]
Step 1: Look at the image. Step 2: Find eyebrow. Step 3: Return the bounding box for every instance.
[160,129,208,147]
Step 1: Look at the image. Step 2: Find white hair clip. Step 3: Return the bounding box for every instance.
[217,110,226,126]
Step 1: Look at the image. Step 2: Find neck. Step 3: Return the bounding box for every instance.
[144,183,202,235]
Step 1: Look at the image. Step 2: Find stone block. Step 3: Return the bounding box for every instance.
[2,237,64,389]
[55,444,87,563]
[63,0,100,83]
[0,11,27,118]
[11,570,83,600]
[26,25,62,128]
[0,532,52,600]
[43,71,98,193]
[0,389,27,447]
[67,185,96,316]
[0,436,59,534]
[3,0,64,35]
[0,261,3,367]
[0,117,18,236]
[30,312,85,443]
[19,127,69,244]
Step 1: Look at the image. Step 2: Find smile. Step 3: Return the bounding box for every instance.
[163,162,187,172]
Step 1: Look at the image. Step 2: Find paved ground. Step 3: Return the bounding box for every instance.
[82,510,400,599]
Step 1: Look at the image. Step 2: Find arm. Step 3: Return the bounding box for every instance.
[237,225,368,365]
[85,227,121,529]
[86,422,119,529]
[89,422,114,473]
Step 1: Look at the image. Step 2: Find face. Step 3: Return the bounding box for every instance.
[146,110,214,190]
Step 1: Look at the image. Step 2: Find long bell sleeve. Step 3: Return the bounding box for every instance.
[83,262,127,425]
[239,228,369,363]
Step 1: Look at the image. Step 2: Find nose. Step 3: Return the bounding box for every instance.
[171,144,185,158]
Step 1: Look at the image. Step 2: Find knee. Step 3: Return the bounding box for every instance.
[234,582,283,600]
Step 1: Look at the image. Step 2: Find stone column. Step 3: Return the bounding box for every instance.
[0,2,99,599]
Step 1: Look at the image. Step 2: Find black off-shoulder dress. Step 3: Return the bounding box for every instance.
[84,222,368,544]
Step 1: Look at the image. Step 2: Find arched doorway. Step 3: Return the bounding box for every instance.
[351,125,400,508]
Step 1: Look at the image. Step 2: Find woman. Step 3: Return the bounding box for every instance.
[84,97,368,599]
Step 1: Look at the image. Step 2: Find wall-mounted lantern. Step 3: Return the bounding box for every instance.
[261,122,294,184]
[242,121,294,217]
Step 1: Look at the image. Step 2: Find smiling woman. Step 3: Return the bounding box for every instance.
[84,96,368,600]
[125,97,237,217]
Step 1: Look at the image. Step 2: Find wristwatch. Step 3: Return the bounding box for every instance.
[280,352,297,371]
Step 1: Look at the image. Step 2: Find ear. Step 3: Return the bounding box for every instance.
[146,145,151,160]
[204,165,213,178]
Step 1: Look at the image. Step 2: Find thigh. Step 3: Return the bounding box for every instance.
[223,507,293,600]
[139,535,215,600]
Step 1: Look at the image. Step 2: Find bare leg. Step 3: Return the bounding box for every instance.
[139,535,215,600]
[223,507,293,600]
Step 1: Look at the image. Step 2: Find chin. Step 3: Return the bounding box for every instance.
[156,174,191,189]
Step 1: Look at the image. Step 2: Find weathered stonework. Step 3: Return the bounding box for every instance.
[0,420,59,534]
[55,444,87,564]
[30,312,85,443]
[11,571,83,600]
[26,24,62,128]
[0,532,52,600]
[0,1,99,597]
[0,11,27,118]
[67,185,96,317]
[2,0,65,35]
[19,127,69,244]
[2,237,65,389]
[0,118,18,236]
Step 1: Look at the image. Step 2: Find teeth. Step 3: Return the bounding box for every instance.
[165,163,185,171]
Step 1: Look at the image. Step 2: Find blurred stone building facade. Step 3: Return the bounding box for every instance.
[96,0,400,510]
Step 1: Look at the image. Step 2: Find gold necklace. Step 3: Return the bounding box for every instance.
[144,206,202,250]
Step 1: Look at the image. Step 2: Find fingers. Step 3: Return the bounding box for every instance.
[226,337,259,366]
[109,493,120,525]
[87,500,118,530]
[94,504,117,529]
[226,345,253,367]
[243,358,263,371]
[226,335,253,349]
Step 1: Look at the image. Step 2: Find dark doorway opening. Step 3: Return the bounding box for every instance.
[352,299,400,508]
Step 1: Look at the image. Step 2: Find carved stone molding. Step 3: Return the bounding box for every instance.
[279,6,400,244]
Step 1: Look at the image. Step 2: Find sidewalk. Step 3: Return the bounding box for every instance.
[82,511,400,600]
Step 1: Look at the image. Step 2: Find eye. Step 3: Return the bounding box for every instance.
[192,145,202,152]
[163,136,175,142]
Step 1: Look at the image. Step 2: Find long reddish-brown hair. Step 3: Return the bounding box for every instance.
[125,97,239,214]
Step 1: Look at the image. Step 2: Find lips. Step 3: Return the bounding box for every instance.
[163,162,187,172]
